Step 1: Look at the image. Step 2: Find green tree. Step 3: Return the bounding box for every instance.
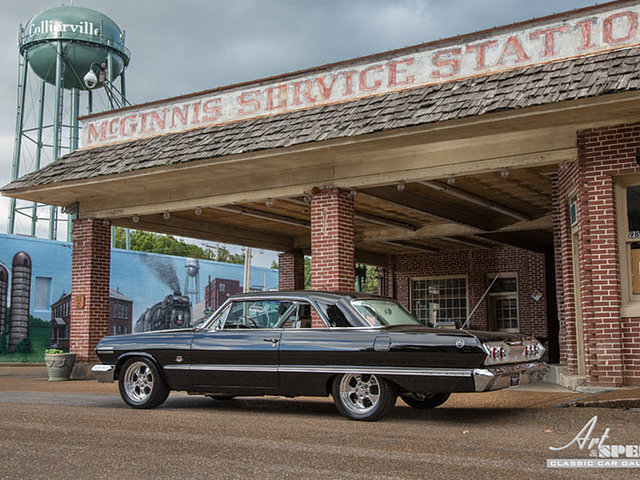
[113,228,245,264]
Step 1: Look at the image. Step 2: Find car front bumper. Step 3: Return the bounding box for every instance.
[91,364,115,383]
[473,361,548,391]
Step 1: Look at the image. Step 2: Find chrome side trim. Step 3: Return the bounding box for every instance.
[91,364,115,383]
[96,346,114,353]
[169,364,473,377]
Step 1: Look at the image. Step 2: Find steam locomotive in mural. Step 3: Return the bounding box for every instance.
[136,291,191,332]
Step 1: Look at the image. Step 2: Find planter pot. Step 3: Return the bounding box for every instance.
[44,353,76,381]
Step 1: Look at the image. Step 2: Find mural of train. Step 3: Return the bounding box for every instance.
[136,291,191,332]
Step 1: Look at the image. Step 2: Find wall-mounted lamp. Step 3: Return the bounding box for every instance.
[266,198,274,208]
[397,182,405,192]
[500,168,510,179]
[163,211,170,220]
[195,207,202,216]
[132,215,139,223]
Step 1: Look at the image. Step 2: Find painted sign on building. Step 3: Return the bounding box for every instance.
[81,3,640,148]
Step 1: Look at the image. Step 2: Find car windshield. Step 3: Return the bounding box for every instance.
[351,299,421,327]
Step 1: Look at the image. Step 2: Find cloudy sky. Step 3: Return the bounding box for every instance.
[0,0,599,265]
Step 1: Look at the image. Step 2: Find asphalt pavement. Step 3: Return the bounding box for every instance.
[1,365,639,479]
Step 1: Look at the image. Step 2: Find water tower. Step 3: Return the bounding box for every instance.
[184,258,201,304]
[7,5,130,241]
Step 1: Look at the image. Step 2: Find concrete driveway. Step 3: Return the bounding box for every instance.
[1,366,639,479]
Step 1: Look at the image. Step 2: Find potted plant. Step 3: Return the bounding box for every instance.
[44,348,76,381]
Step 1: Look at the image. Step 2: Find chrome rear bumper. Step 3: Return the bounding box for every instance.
[473,361,548,392]
[91,364,115,383]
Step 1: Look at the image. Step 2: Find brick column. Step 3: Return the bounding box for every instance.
[555,123,640,387]
[310,188,355,293]
[70,218,111,378]
[278,249,305,291]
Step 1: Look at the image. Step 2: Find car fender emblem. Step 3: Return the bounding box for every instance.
[456,339,465,349]
[175,355,184,363]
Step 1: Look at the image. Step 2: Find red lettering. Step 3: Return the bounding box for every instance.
[497,35,530,65]
[109,118,119,136]
[603,11,638,44]
[316,74,339,100]
[431,48,461,79]
[293,80,315,105]
[577,19,597,50]
[171,105,189,128]
[343,70,358,96]
[120,115,137,137]
[86,121,107,143]
[466,40,497,70]
[191,101,201,125]
[529,25,569,57]
[202,98,221,122]
[388,58,415,86]
[150,110,167,131]
[266,85,287,110]
[140,112,150,133]
[238,90,260,115]
[360,64,383,92]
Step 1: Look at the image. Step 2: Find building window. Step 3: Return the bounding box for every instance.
[617,181,640,316]
[488,274,518,332]
[34,277,51,309]
[411,276,467,327]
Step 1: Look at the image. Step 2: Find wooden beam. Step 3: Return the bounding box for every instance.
[356,214,553,243]
[360,186,492,229]
[418,180,530,222]
[379,240,439,253]
[114,214,295,252]
[214,205,310,229]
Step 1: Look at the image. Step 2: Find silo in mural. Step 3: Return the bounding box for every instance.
[9,252,32,352]
[0,265,8,334]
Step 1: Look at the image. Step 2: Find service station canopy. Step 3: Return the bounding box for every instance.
[4,1,640,264]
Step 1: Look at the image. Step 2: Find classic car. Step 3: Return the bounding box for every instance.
[91,291,548,421]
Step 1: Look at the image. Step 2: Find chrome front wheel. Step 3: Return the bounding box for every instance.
[332,373,396,421]
[118,357,169,409]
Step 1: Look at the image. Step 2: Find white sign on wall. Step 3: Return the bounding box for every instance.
[81,4,640,148]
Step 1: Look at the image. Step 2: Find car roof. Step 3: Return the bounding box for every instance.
[228,291,386,302]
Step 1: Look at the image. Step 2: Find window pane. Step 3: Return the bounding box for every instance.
[412,277,467,327]
[627,186,640,238]
[34,277,51,309]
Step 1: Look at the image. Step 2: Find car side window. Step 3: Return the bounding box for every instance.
[223,300,284,329]
[278,302,314,329]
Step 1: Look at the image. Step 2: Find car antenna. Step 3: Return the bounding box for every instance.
[461,273,500,330]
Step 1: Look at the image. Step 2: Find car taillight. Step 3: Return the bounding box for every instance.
[489,346,506,359]
[524,344,540,357]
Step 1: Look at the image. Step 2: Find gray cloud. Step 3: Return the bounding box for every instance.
[0,0,598,238]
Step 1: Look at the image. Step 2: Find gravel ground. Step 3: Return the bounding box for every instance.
[1,366,639,479]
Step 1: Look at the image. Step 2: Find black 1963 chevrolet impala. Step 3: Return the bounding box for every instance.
[92,291,548,421]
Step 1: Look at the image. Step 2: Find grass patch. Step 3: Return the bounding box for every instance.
[0,317,51,363]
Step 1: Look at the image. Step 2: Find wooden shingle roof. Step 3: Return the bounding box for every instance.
[4,46,640,193]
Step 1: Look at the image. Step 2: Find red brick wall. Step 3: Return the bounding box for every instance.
[310,188,355,291]
[310,188,355,327]
[278,249,305,291]
[390,248,547,339]
[70,218,111,363]
[556,122,640,386]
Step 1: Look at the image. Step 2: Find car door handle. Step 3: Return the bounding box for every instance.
[263,338,279,344]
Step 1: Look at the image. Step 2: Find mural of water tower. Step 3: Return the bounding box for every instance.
[184,258,201,304]
[7,5,130,241]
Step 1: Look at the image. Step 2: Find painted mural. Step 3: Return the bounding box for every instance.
[0,233,278,360]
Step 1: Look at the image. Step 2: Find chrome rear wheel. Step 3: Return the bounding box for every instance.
[332,373,396,421]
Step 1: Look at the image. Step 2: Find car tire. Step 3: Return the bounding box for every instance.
[401,392,451,409]
[118,357,169,409]
[332,373,397,421]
